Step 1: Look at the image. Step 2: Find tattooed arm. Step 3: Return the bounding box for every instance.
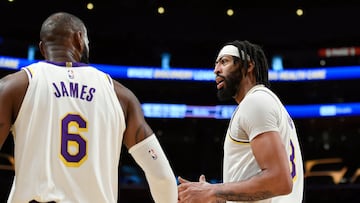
[178,131,293,203]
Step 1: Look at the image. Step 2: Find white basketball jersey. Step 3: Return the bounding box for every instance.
[8,61,126,203]
[223,85,304,203]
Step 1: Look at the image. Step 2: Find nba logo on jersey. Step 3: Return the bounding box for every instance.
[148,149,158,160]
[68,69,75,79]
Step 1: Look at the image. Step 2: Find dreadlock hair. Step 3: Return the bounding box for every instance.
[225,40,270,88]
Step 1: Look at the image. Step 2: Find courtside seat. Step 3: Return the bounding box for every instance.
[0,153,14,171]
[305,158,347,184]
[350,168,360,183]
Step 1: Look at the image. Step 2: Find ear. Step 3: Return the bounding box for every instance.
[39,41,46,59]
[247,60,255,74]
[74,31,84,54]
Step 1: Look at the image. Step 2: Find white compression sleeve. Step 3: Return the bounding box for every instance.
[128,134,177,203]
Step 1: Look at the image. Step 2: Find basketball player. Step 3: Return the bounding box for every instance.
[178,40,304,203]
[0,12,177,203]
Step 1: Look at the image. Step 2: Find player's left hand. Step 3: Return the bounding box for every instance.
[177,175,224,203]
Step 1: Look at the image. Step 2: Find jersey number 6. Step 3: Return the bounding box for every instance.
[60,113,88,167]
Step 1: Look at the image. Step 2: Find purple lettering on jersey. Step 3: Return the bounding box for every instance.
[61,81,69,97]
[87,88,96,101]
[69,82,79,98]
[53,83,61,97]
[80,85,88,100]
[52,81,95,102]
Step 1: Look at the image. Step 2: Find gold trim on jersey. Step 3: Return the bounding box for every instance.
[66,62,73,67]
[23,67,34,78]
[228,134,250,144]
[105,74,112,85]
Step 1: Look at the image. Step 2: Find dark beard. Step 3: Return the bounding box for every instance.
[216,70,242,101]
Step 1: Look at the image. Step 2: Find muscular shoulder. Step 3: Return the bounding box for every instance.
[112,80,136,103]
[0,70,28,95]
[112,79,142,119]
[239,89,281,136]
[242,90,277,113]
[0,70,29,122]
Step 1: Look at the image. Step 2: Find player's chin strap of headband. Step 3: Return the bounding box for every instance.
[129,134,177,203]
[216,45,250,61]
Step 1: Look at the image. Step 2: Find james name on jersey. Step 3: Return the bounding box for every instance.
[52,81,96,102]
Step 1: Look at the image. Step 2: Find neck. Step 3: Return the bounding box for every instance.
[234,78,257,104]
[43,45,80,63]
[46,55,78,63]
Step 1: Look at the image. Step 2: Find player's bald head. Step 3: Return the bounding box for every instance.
[40,12,87,41]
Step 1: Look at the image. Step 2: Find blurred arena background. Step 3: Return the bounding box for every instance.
[1,0,360,202]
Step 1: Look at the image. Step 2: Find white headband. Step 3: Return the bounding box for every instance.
[216,45,248,61]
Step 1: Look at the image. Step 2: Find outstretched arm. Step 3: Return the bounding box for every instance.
[177,131,292,202]
[113,80,178,203]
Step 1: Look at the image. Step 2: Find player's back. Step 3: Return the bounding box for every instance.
[8,61,126,203]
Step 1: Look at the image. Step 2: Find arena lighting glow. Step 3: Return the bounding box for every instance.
[226,9,234,16]
[1,56,359,119]
[158,6,165,14]
[271,55,283,71]
[296,8,304,16]
[27,46,36,61]
[141,103,360,119]
[161,52,171,69]
[87,3,94,10]
[2,55,360,81]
